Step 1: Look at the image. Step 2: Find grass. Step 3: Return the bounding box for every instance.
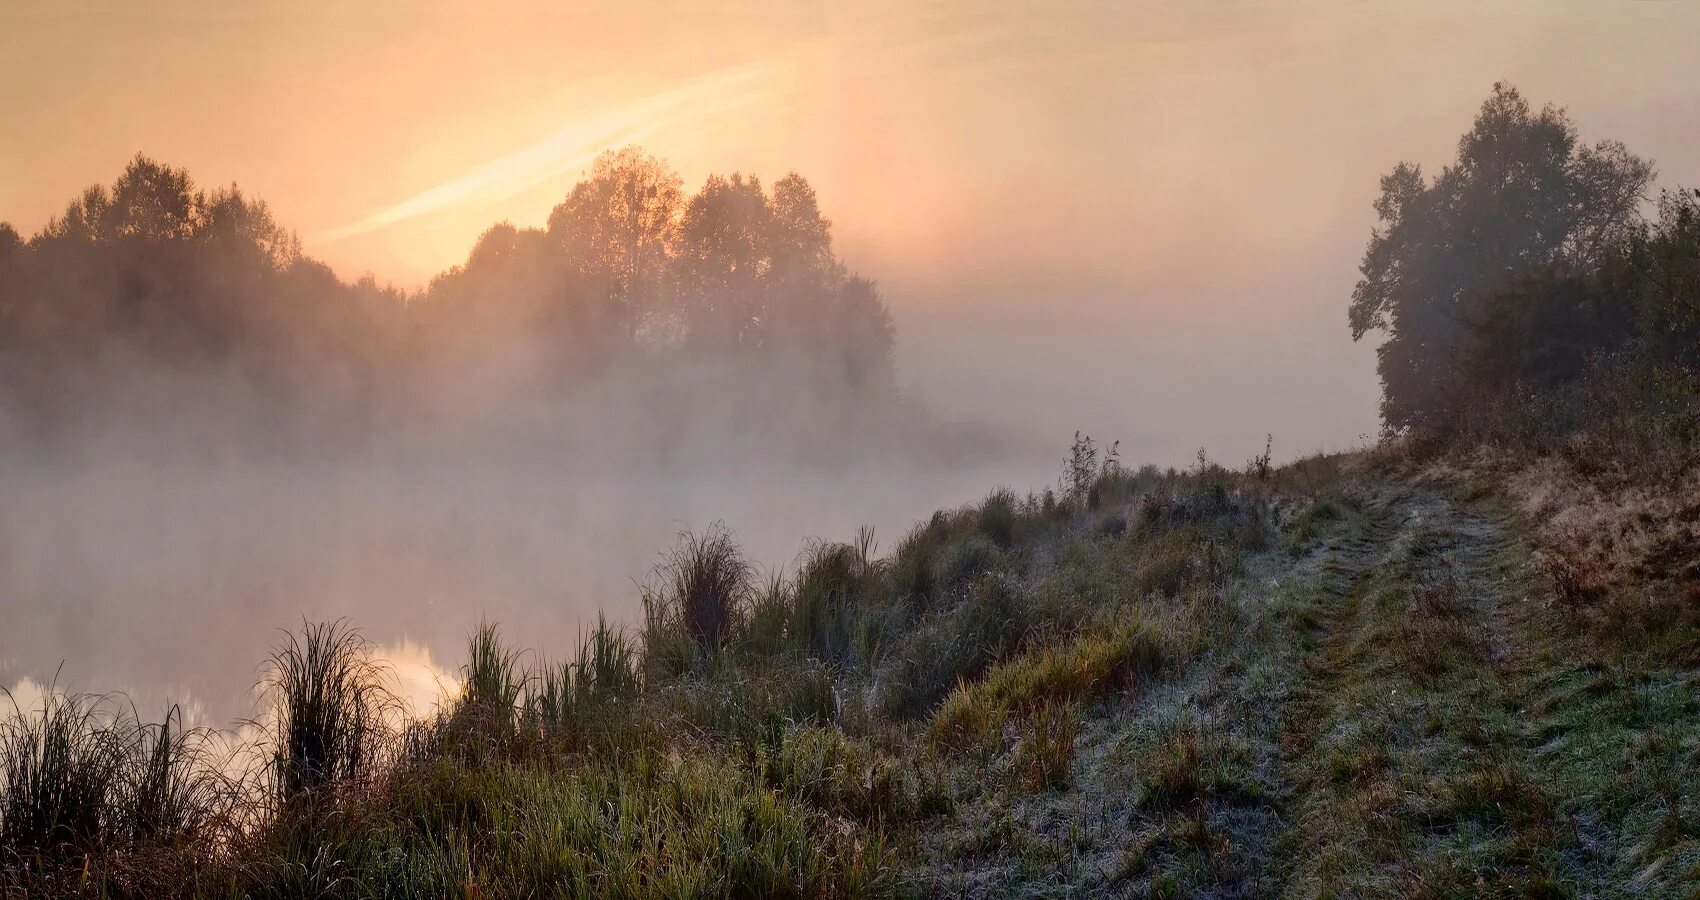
[0,689,127,858]
[8,438,1700,897]
[0,691,236,897]
[261,620,394,806]
[460,620,524,730]
[1011,702,1076,791]
[523,614,641,739]
[643,525,751,674]
[930,614,1162,752]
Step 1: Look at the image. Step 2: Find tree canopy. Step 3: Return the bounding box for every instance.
[1349,83,1654,432]
[1351,84,1700,466]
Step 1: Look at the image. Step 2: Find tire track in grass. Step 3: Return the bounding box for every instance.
[1270,478,1575,899]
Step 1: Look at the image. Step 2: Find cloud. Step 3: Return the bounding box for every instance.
[316,59,791,242]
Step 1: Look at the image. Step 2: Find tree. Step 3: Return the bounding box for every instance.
[674,172,774,350]
[545,147,683,341]
[1349,84,1654,432]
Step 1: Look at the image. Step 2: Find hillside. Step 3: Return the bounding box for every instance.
[5,439,1697,898]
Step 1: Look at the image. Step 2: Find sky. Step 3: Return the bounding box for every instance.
[4,0,1700,464]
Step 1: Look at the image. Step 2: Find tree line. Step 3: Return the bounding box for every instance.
[1351,83,1700,469]
[0,148,897,445]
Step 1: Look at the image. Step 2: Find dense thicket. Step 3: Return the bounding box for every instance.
[0,149,896,450]
[1351,84,1700,469]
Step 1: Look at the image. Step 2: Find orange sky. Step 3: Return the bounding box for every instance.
[4,0,1699,459]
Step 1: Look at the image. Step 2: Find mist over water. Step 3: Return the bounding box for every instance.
[0,398,1052,724]
[0,146,1071,725]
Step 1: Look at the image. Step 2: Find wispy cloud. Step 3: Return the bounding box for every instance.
[316,58,790,242]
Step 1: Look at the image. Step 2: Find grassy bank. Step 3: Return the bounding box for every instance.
[4,438,1697,898]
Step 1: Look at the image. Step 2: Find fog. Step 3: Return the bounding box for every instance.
[1,439,1049,723]
[4,0,1700,726]
[0,154,1060,721]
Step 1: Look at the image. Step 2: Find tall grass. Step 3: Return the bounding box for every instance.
[643,525,752,675]
[0,691,234,896]
[523,614,640,737]
[790,540,866,664]
[0,689,127,858]
[114,705,231,848]
[460,621,524,728]
[261,620,394,806]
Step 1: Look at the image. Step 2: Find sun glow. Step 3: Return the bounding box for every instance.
[317,59,791,243]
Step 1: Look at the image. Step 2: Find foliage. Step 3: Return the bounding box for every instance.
[1349,83,1655,435]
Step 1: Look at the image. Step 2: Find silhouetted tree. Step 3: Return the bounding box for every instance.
[1349,84,1653,433]
[0,148,902,450]
[546,148,683,342]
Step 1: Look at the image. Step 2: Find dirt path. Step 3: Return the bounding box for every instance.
[1258,474,1578,897]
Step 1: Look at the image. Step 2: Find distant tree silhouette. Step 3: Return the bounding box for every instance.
[0,148,900,448]
[545,148,683,342]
